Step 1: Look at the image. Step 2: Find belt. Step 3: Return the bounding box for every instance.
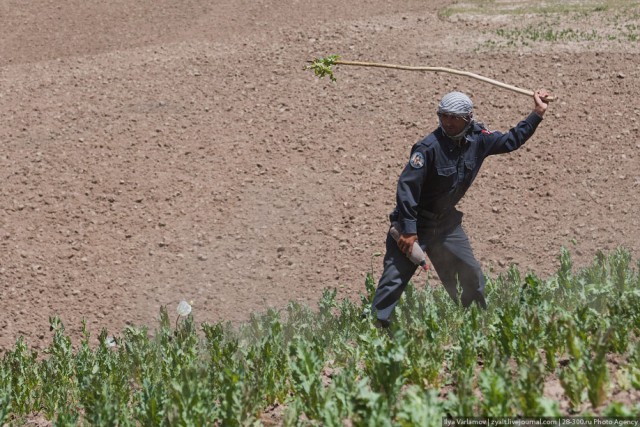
[418,209,450,221]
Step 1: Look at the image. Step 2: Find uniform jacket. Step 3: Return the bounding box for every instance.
[395,112,543,235]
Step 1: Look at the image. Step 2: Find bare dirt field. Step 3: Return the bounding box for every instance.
[1,0,639,351]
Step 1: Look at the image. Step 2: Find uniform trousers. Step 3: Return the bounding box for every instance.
[372,210,487,324]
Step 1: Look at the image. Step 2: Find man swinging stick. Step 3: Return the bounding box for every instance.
[372,89,550,327]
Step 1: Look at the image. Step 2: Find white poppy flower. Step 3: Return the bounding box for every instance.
[177,300,192,317]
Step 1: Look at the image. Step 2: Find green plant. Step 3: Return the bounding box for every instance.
[360,330,407,409]
[584,330,611,409]
[1,248,639,423]
[479,363,515,416]
[304,55,340,82]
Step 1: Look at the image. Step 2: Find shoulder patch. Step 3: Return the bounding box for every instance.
[409,151,425,169]
[481,129,493,135]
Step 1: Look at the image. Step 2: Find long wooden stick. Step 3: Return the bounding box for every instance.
[309,56,555,102]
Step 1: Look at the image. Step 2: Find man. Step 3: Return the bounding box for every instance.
[372,89,550,327]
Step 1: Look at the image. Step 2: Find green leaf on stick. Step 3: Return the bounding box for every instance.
[305,55,340,82]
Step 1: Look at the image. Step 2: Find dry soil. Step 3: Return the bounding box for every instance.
[1,0,639,352]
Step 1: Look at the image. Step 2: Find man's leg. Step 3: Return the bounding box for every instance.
[425,224,486,308]
[372,232,418,324]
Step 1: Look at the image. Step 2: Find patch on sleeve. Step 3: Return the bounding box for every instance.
[481,129,493,135]
[409,152,425,169]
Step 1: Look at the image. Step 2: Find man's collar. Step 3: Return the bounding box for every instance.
[440,128,471,147]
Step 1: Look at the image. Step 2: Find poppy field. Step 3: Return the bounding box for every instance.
[2,248,639,425]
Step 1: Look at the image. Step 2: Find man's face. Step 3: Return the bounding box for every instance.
[438,112,470,137]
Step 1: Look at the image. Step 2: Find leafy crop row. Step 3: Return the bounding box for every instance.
[1,247,640,425]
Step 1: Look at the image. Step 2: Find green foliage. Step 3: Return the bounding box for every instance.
[584,330,611,408]
[460,0,640,50]
[495,26,602,44]
[288,336,326,421]
[479,363,515,416]
[442,0,637,17]
[515,358,546,415]
[305,55,340,82]
[360,330,408,408]
[395,386,445,427]
[1,248,639,423]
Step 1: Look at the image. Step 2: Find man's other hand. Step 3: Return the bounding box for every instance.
[398,234,418,257]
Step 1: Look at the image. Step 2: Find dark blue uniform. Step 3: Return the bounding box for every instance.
[373,112,544,323]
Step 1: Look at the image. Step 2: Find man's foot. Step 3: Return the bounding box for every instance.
[374,319,390,329]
